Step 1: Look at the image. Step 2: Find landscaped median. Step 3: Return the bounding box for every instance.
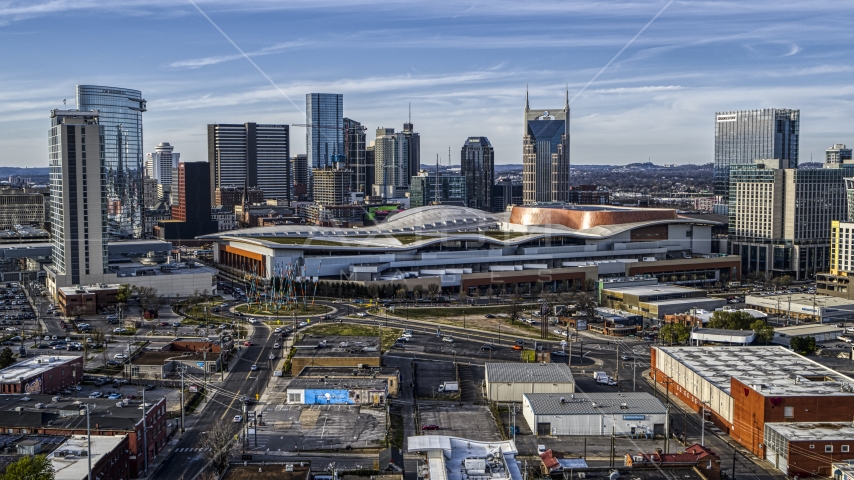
[373,303,562,339]
[234,303,333,317]
[296,323,402,352]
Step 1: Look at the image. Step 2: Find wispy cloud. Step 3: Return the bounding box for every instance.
[592,85,684,94]
[765,64,854,77]
[169,40,310,68]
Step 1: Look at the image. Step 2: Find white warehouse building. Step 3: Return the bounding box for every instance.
[522,392,667,436]
[484,363,575,402]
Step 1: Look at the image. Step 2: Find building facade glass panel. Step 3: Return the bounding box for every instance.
[76,85,145,238]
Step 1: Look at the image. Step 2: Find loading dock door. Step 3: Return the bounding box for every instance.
[653,424,664,436]
[537,423,551,436]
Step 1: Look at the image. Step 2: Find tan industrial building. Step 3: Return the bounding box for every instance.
[290,335,381,375]
[484,363,575,402]
[600,283,726,320]
[745,293,854,322]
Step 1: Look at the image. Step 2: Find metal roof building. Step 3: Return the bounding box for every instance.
[522,392,666,437]
[484,363,574,402]
[407,435,522,480]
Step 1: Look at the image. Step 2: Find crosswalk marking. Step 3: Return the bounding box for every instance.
[176,447,210,453]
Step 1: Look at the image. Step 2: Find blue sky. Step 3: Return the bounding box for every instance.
[1,0,853,167]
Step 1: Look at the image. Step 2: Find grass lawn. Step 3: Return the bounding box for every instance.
[235,303,332,316]
[299,323,402,351]
[388,304,553,337]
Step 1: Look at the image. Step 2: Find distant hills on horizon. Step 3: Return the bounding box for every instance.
[0,167,49,178]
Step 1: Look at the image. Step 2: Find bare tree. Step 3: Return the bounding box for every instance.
[427,283,440,302]
[199,419,241,474]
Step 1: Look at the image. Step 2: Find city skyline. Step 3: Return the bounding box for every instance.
[0,1,853,168]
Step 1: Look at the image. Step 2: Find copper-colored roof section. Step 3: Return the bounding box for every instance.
[509,206,678,229]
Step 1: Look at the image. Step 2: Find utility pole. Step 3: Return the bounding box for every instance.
[609,422,615,468]
[664,404,670,454]
[203,349,207,403]
[731,450,736,479]
[614,343,619,382]
[142,388,148,476]
[180,367,186,433]
[85,404,92,480]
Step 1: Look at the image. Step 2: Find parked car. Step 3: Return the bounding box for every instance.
[552,350,568,357]
[89,392,103,398]
[273,343,280,349]
[144,384,155,391]
[485,314,496,319]
[481,344,495,351]
[442,336,454,343]
[511,345,523,351]
[113,353,126,359]
[421,424,440,431]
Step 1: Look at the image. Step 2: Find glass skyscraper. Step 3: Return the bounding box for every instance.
[713,108,799,199]
[76,85,146,238]
[522,91,570,204]
[306,93,344,174]
[461,136,494,211]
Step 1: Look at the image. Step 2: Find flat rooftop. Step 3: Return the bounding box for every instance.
[655,346,854,397]
[50,435,127,480]
[221,463,310,480]
[747,293,854,308]
[0,355,79,383]
[297,366,398,377]
[0,394,163,431]
[113,262,217,278]
[693,328,755,338]
[485,363,574,384]
[287,377,387,390]
[766,422,854,441]
[132,351,208,365]
[601,284,705,296]
[774,324,845,336]
[524,392,665,415]
[292,336,381,358]
[408,436,522,480]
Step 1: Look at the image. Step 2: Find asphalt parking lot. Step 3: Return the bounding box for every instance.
[252,404,386,451]
[414,359,456,398]
[419,405,501,441]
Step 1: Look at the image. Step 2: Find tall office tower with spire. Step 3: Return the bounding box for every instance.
[76,85,146,238]
[522,90,570,204]
[713,108,799,200]
[46,110,112,291]
[461,137,494,210]
[207,123,290,205]
[306,94,344,191]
